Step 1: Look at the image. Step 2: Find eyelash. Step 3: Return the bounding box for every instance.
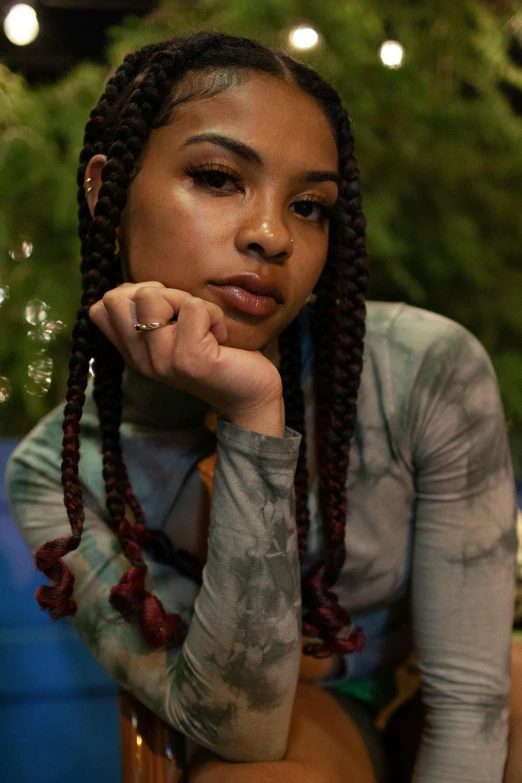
[182,162,335,223]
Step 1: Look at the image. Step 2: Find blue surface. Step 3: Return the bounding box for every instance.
[0,439,121,783]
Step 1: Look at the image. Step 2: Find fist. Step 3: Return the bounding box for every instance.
[88,282,283,417]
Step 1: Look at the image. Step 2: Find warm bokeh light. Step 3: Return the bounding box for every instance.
[3,4,40,47]
[379,40,405,69]
[288,25,320,51]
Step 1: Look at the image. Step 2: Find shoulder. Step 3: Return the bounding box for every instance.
[5,380,100,495]
[361,301,503,451]
[6,401,66,491]
[365,300,487,365]
[364,300,496,394]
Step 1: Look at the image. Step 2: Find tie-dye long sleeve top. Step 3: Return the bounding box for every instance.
[4,301,518,782]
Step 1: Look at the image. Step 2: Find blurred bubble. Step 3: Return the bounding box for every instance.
[0,286,9,305]
[25,299,49,325]
[42,319,65,337]
[26,319,65,348]
[9,237,33,261]
[25,358,53,397]
[28,357,53,381]
[0,376,11,403]
[41,321,66,340]
[26,327,52,345]
[24,377,52,397]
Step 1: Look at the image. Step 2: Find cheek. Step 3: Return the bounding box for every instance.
[127,186,232,282]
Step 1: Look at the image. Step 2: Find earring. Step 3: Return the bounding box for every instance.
[85,177,93,194]
[305,293,317,306]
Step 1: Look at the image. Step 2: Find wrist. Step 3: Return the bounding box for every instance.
[221,396,285,437]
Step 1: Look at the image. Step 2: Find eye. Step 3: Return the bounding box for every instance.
[292,195,335,223]
[183,163,241,192]
[183,163,336,223]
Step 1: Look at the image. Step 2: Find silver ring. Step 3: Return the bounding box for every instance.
[135,320,172,332]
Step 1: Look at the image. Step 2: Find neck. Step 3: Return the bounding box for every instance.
[119,305,313,429]
[120,363,212,429]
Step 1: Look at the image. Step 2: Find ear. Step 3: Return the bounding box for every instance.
[84,153,123,247]
[84,154,108,220]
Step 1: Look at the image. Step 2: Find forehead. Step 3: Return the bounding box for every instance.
[153,72,338,169]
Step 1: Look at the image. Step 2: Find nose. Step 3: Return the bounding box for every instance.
[236,217,293,264]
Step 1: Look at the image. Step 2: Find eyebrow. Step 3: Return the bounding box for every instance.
[180,132,341,188]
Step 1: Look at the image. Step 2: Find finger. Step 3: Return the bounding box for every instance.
[133,286,183,375]
[135,289,228,348]
[174,296,228,351]
[135,290,227,377]
[89,282,165,365]
[101,282,166,347]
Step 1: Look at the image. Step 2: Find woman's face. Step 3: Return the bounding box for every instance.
[87,71,339,359]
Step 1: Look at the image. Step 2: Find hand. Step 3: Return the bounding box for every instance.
[88,282,283,417]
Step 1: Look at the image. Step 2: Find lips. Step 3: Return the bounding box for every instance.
[209,285,279,317]
[210,273,284,304]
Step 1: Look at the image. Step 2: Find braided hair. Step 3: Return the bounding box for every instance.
[34,30,370,658]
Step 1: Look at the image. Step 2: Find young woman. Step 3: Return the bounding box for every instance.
[5,30,519,783]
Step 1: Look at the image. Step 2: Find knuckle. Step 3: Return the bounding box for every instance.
[103,288,119,304]
[135,284,159,298]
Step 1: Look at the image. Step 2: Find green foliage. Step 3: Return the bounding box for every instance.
[1,0,521,475]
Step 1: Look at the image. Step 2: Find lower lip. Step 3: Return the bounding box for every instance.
[210,285,279,316]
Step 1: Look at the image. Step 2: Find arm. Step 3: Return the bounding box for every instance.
[5,414,303,763]
[410,326,518,782]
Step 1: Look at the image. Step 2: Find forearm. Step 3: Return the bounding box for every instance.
[411,524,516,783]
[413,707,510,783]
[172,415,303,761]
[6,403,303,764]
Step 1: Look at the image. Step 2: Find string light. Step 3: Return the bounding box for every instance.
[379,40,405,69]
[3,4,40,47]
[288,25,320,51]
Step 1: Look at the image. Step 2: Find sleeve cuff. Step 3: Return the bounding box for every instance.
[216,416,302,461]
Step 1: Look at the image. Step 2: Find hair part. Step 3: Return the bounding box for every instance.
[34,30,369,658]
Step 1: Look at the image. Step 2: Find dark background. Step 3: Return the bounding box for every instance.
[0,0,157,84]
[1,0,522,113]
